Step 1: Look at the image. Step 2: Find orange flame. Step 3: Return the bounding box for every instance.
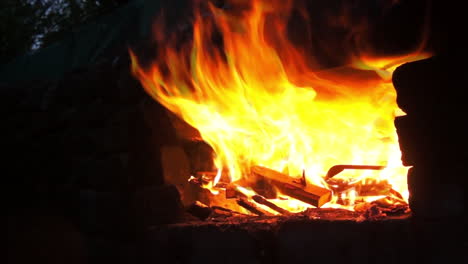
[130,0,429,213]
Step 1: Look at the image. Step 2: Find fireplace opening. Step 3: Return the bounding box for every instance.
[130,0,431,222]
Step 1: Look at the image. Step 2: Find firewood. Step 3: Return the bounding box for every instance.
[251,166,331,208]
[379,204,410,216]
[211,207,234,218]
[236,197,274,216]
[224,184,286,214]
[252,195,291,215]
[279,183,331,208]
[211,206,249,217]
[251,177,278,199]
[223,181,250,199]
[355,196,409,218]
[186,201,212,220]
[251,166,296,184]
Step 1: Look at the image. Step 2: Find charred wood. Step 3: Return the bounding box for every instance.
[354,197,409,219]
[356,204,386,222]
[252,195,291,215]
[251,166,331,207]
[251,177,277,199]
[211,206,249,218]
[327,177,393,197]
[355,180,392,196]
[186,201,212,220]
[237,198,274,216]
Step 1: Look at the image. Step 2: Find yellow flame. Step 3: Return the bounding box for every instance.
[130,0,429,213]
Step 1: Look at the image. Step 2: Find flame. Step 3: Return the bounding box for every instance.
[130,0,429,213]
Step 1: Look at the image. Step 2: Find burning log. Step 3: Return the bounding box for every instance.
[279,183,331,208]
[236,197,274,216]
[251,166,331,207]
[252,195,291,215]
[251,177,278,199]
[224,183,289,215]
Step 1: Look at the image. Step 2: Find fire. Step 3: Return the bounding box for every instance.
[130,0,429,214]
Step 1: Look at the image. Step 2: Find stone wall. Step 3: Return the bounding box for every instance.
[3,46,190,244]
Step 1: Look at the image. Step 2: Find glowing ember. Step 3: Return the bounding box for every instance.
[130,0,429,214]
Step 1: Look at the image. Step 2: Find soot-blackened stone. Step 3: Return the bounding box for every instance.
[393,55,467,219]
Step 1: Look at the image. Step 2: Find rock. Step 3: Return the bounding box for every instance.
[160,145,197,206]
[131,184,184,231]
[127,97,177,188]
[393,55,468,220]
[182,140,215,174]
[393,56,466,117]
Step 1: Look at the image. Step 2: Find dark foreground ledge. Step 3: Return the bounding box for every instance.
[137,210,464,264]
[8,202,465,264]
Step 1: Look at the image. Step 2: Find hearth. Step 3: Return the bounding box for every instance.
[126,0,466,263]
